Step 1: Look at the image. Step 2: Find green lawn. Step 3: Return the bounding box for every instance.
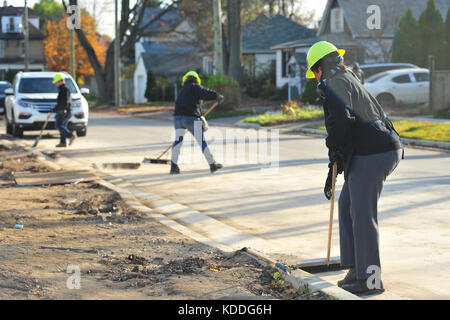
[434,109,450,119]
[307,120,450,143]
[241,110,324,126]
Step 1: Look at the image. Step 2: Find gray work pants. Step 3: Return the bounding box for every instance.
[339,149,402,280]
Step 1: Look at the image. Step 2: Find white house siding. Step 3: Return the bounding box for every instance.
[135,41,146,63]
[1,15,21,32]
[134,57,148,104]
[29,17,39,29]
[275,48,309,88]
[254,53,275,73]
[357,39,394,64]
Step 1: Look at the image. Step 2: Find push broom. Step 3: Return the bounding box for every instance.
[143,100,221,164]
[297,162,343,273]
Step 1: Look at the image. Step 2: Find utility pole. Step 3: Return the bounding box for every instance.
[70,29,75,78]
[114,0,121,106]
[212,0,223,74]
[24,0,29,72]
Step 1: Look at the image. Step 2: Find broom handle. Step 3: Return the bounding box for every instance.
[327,162,338,262]
[203,100,220,117]
[157,142,174,159]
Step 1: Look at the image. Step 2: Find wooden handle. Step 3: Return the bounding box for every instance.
[203,101,220,117]
[327,162,338,262]
[157,142,174,159]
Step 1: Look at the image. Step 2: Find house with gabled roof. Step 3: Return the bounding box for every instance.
[134,8,202,103]
[0,2,45,80]
[201,14,316,77]
[271,0,449,88]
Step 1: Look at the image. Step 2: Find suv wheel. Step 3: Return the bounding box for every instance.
[11,112,24,138]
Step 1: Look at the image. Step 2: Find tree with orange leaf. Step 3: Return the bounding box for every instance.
[44,10,107,82]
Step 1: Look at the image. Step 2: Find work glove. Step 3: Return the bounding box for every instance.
[217,94,224,104]
[200,116,209,132]
[328,149,344,174]
[324,165,333,200]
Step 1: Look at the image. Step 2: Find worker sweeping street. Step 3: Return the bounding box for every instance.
[52,73,75,148]
[306,41,403,295]
[170,71,224,174]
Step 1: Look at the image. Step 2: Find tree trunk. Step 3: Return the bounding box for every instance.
[227,0,242,85]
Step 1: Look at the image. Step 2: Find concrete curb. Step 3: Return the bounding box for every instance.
[241,247,361,300]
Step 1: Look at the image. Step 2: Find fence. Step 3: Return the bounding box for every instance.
[430,70,450,113]
[121,79,134,104]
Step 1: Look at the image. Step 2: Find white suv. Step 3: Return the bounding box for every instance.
[4,71,89,138]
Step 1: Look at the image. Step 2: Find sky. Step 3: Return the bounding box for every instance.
[6,0,328,37]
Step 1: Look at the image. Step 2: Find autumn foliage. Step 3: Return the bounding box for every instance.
[44,11,108,80]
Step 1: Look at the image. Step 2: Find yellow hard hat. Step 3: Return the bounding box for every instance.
[182,71,201,85]
[306,41,345,79]
[53,73,64,84]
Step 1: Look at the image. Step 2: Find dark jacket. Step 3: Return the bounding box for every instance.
[174,79,218,117]
[53,83,72,113]
[322,68,402,180]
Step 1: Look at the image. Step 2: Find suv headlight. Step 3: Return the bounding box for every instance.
[18,100,36,109]
[72,100,82,108]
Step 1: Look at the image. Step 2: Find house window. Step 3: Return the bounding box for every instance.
[282,50,293,78]
[0,40,5,58]
[8,17,15,32]
[330,8,344,33]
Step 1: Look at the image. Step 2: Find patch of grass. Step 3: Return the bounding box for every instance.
[392,120,450,142]
[142,101,174,106]
[117,105,173,113]
[241,109,324,126]
[307,120,450,143]
[205,110,261,120]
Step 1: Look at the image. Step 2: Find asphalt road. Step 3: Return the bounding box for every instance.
[2,112,450,299]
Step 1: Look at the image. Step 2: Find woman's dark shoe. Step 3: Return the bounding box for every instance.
[210,163,223,173]
[337,268,356,288]
[56,142,67,148]
[341,279,385,295]
[170,163,180,174]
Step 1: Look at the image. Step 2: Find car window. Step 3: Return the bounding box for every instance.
[392,74,411,83]
[18,77,78,94]
[414,73,429,82]
[366,73,388,83]
[0,83,11,93]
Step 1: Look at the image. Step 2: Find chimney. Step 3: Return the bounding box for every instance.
[3,1,7,7]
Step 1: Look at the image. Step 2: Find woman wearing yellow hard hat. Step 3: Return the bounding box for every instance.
[306,41,403,295]
[170,71,224,174]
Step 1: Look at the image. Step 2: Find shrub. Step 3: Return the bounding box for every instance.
[206,73,240,111]
[243,61,287,101]
[145,68,157,101]
[300,79,324,106]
